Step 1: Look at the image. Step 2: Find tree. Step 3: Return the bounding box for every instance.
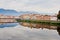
[57,10,60,19]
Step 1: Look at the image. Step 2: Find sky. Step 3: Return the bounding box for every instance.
[0,0,60,13]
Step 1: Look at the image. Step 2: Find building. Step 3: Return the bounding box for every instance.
[50,16,57,21]
[0,14,17,23]
[20,14,31,20]
[20,14,52,21]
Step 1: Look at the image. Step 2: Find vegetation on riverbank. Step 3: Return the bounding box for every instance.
[57,10,60,20]
[16,19,60,26]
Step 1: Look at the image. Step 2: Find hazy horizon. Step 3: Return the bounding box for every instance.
[0,8,58,16]
[0,0,60,15]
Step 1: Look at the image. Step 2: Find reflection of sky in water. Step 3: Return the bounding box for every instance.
[0,24,60,40]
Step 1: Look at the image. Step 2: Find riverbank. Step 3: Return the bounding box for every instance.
[16,19,60,26]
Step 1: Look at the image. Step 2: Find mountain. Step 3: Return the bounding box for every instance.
[0,9,19,16]
[19,11,39,15]
[0,9,39,16]
[0,8,54,16]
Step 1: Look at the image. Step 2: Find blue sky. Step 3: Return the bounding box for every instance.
[0,0,60,14]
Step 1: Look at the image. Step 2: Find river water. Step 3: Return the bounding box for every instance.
[0,23,60,40]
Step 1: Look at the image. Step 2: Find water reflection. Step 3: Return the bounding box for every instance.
[0,23,18,28]
[20,22,60,35]
[0,23,60,40]
[20,22,57,29]
[57,26,60,35]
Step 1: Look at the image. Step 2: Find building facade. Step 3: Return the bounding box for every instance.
[20,14,54,21]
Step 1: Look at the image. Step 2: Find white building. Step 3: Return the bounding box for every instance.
[50,16,57,21]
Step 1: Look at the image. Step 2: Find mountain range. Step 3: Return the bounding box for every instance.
[0,9,39,16]
[0,8,54,16]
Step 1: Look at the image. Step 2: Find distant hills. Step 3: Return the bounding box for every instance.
[0,8,54,16]
[0,9,19,16]
[0,9,39,16]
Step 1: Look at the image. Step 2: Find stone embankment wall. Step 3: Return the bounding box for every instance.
[0,14,19,24]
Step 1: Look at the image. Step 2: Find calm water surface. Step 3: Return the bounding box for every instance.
[0,23,60,40]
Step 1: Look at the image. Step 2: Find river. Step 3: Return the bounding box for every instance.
[0,23,60,40]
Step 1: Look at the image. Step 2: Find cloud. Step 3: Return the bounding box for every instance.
[0,0,60,13]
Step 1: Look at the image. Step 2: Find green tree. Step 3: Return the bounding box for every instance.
[57,10,60,19]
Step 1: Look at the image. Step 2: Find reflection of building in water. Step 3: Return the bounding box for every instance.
[20,22,57,30]
[57,26,60,35]
[20,22,60,35]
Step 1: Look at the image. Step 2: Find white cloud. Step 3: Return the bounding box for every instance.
[0,0,60,13]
